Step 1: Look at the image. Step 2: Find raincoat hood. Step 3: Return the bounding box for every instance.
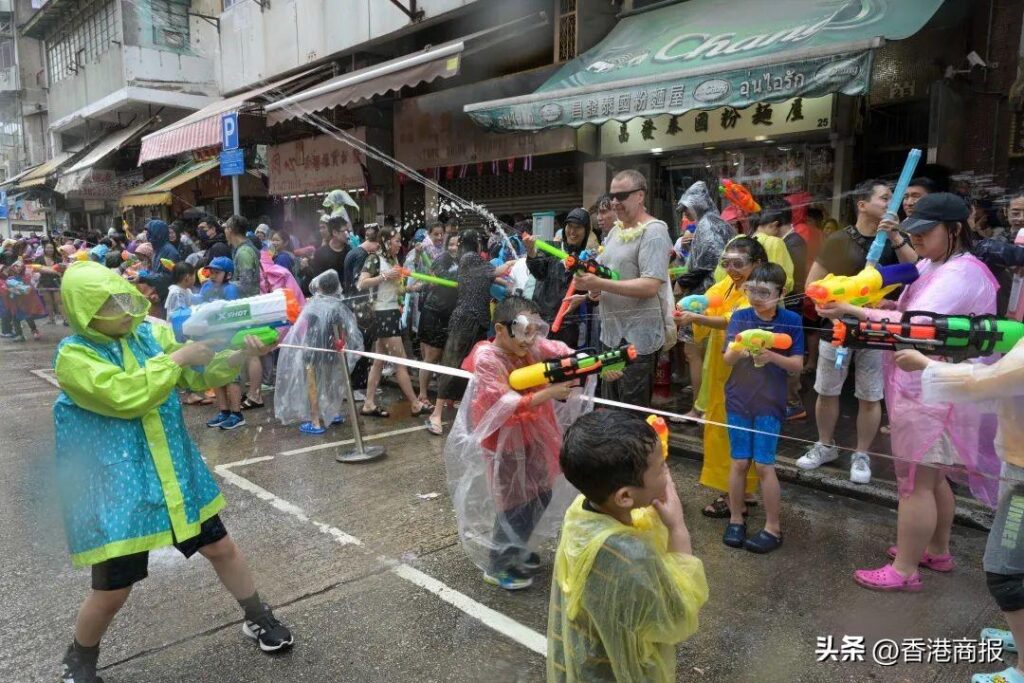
[147,220,169,251]
[676,181,719,221]
[60,261,150,344]
[786,191,812,227]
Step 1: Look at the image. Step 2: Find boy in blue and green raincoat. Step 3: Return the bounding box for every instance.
[54,262,294,683]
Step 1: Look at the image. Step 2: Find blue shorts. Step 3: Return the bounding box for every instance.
[726,413,782,465]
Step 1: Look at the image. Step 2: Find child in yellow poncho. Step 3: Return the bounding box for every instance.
[547,410,708,683]
[682,236,770,517]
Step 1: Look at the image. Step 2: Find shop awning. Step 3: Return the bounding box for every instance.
[265,40,463,125]
[120,158,220,208]
[465,0,944,131]
[137,69,321,164]
[11,152,75,190]
[0,164,41,190]
[55,119,154,195]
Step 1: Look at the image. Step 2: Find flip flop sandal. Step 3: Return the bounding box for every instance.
[241,397,265,410]
[417,399,435,411]
[980,628,1018,653]
[182,396,205,406]
[360,405,390,418]
[300,422,327,435]
[886,545,955,572]
[853,564,923,592]
[410,403,430,417]
[425,420,444,436]
[723,523,747,548]
[744,530,783,554]
[701,495,753,518]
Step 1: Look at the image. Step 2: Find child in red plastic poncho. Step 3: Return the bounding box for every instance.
[443,295,593,592]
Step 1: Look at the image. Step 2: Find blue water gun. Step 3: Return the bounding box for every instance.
[866,148,921,265]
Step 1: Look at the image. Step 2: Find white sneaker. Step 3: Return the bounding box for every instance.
[796,441,839,470]
[850,452,872,484]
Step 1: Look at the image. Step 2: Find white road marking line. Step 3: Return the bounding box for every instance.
[214,462,362,546]
[278,423,432,456]
[30,368,60,388]
[391,563,547,656]
[214,461,547,656]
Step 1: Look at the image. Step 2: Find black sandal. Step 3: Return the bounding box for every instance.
[360,405,390,418]
[410,402,430,417]
[701,495,755,519]
[241,396,265,410]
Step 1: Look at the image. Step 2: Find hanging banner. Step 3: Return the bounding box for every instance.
[268,130,366,196]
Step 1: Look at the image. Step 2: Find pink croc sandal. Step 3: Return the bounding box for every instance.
[853,564,923,592]
[886,545,955,572]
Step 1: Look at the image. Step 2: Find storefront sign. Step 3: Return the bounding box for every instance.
[600,96,833,156]
[395,73,577,169]
[58,169,144,200]
[268,130,366,196]
[11,195,46,221]
[472,53,865,132]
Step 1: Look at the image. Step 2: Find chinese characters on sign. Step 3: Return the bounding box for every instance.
[268,131,367,196]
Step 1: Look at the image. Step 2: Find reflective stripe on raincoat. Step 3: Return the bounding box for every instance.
[54,262,239,567]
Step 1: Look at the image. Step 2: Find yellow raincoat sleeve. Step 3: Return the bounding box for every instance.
[149,323,239,392]
[55,327,238,420]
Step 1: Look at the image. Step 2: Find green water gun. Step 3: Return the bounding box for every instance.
[534,239,620,280]
[831,313,1024,359]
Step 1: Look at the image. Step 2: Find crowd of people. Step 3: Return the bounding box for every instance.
[21,168,1024,683]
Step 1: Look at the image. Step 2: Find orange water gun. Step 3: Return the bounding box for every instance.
[719,179,760,214]
[646,415,669,459]
[552,280,577,333]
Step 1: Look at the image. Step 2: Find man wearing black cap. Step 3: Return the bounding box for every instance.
[525,207,591,345]
[798,179,918,485]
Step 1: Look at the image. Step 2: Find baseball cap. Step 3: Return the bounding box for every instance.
[565,208,591,226]
[207,256,234,273]
[901,192,970,234]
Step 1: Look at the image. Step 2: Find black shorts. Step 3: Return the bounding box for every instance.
[90,515,229,591]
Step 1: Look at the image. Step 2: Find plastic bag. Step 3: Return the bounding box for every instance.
[442,337,594,575]
[274,269,362,427]
[676,181,735,293]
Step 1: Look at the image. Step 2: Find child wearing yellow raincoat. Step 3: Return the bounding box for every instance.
[54,262,294,682]
[548,410,708,683]
[682,236,769,518]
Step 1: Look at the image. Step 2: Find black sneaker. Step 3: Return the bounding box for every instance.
[242,605,294,653]
[61,644,103,683]
[521,552,541,572]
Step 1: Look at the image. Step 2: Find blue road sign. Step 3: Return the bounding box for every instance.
[220,148,245,176]
[221,112,239,151]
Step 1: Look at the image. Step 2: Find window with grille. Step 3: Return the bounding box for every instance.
[45,0,116,85]
[0,41,14,71]
[151,0,189,50]
[555,0,577,62]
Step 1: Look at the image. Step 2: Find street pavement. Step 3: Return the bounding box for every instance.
[0,327,1010,682]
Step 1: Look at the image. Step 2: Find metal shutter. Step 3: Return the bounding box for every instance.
[440,166,581,228]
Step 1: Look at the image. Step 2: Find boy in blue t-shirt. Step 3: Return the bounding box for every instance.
[722,263,804,554]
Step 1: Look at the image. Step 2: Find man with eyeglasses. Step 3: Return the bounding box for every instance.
[574,170,674,408]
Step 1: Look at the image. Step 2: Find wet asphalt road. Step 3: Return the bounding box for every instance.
[0,329,1009,682]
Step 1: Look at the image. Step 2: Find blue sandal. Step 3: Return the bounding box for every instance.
[723,523,747,548]
[981,627,1017,653]
[745,530,783,554]
[300,421,327,435]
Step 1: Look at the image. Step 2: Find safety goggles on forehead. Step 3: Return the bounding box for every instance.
[93,293,148,320]
[742,282,781,300]
[719,255,752,269]
[499,314,549,342]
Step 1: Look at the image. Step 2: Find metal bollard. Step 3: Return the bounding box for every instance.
[336,345,386,463]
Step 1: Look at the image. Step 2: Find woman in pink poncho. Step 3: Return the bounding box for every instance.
[819,193,1000,592]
